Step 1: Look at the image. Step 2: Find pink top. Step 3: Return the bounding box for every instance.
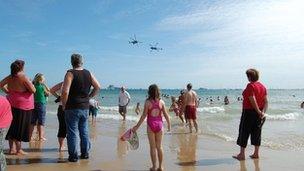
[0,96,12,128]
[7,91,34,110]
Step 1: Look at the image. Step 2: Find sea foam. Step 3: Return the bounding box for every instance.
[197,106,225,114]
[265,112,302,121]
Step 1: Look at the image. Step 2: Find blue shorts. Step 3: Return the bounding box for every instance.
[31,102,46,125]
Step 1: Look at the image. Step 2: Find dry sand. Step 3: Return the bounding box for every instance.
[6,115,304,171]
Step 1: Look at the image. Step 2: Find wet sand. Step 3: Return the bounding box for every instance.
[6,115,304,171]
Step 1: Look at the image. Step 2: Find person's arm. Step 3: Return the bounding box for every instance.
[0,76,10,94]
[169,104,174,112]
[89,73,101,98]
[43,84,51,96]
[248,96,263,118]
[195,92,199,108]
[162,100,171,132]
[50,82,63,98]
[126,92,131,106]
[182,94,187,112]
[262,96,268,114]
[61,72,73,110]
[23,76,36,93]
[132,100,149,132]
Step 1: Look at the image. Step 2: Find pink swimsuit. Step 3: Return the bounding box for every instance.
[7,90,34,110]
[147,100,163,133]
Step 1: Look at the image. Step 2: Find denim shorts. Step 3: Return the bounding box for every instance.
[31,102,46,125]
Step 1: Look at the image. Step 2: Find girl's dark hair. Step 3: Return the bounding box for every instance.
[10,60,25,77]
[147,84,160,100]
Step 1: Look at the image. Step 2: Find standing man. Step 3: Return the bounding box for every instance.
[62,54,100,162]
[183,83,199,133]
[118,87,130,121]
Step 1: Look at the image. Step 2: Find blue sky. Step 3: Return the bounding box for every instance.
[1,0,304,89]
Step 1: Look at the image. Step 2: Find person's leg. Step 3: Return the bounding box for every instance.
[193,119,198,133]
[189,119,193,133]
[123,106,127,121]
[29,124,35,141]
[233,147,246,160]
[29,107,38,141]
[65,109,79,161]
[38,103,47,141]
[233,111,250,160]
[0,129,6,170]
[57,106,66,151]
[155,130,164,171]
[79,109,90,158]
[58,138,65,152]
[119,106,124,120]
[147,127,157,171]
[15,140,27,155]
[250,115,263,159]
[8,139,15,154]
[179,114,185,123]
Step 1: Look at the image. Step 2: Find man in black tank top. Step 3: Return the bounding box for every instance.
[61,54,101,162]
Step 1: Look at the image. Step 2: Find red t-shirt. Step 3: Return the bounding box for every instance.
[0,96,12,128]
[242,82,267,110]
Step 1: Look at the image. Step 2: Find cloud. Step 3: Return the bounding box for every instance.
[157,0,304,51]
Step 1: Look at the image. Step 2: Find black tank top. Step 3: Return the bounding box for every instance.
[65,69,92,110]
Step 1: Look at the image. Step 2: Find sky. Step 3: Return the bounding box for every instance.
[0,0,304,89]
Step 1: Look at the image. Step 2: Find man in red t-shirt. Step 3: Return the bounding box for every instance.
[233,69,268,161]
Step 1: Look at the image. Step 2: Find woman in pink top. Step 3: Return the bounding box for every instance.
[0,96,12,170]
[0,60,36,155]
[133,84,171,171]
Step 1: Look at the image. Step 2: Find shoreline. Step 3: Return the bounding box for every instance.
[5,115,304,171]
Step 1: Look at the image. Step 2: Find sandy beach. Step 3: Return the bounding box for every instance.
[5,114,304,171]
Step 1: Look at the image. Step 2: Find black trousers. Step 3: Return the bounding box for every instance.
[237,109,265,148]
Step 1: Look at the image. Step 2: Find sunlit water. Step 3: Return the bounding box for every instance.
[43,89,304,151]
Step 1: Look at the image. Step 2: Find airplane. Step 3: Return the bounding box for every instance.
[129,34,142,45]
[149,43,163,52]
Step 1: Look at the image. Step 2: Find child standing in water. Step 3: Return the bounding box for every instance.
[30,73,50,141]
[50,82,67,152]
[169,96,184,123]
[135,102,141,115]
[89,98,100,123]
[132,84,171,171]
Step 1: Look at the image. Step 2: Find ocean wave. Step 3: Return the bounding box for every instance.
[100,106,135,112]
[96,113,139,122]
[265,112,302,121]
[197,106,225,114]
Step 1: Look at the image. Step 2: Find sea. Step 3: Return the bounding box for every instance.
[45,89,304,151]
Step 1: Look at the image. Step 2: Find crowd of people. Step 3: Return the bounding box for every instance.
[0,54,268,171]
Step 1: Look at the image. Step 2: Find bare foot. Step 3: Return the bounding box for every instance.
[59,146,66,152]
[233,154,245,161]
[250,154,259,159]
[149,167,157,171]
[39,137,47,141]
[157,167,164,171]
[17,149,28,155]
[8,150,17,155]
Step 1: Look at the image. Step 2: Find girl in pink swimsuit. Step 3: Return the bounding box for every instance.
[133,84,171,171]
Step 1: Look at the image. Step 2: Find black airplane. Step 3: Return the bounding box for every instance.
[129,34,142,45]
[149,43,163,52]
